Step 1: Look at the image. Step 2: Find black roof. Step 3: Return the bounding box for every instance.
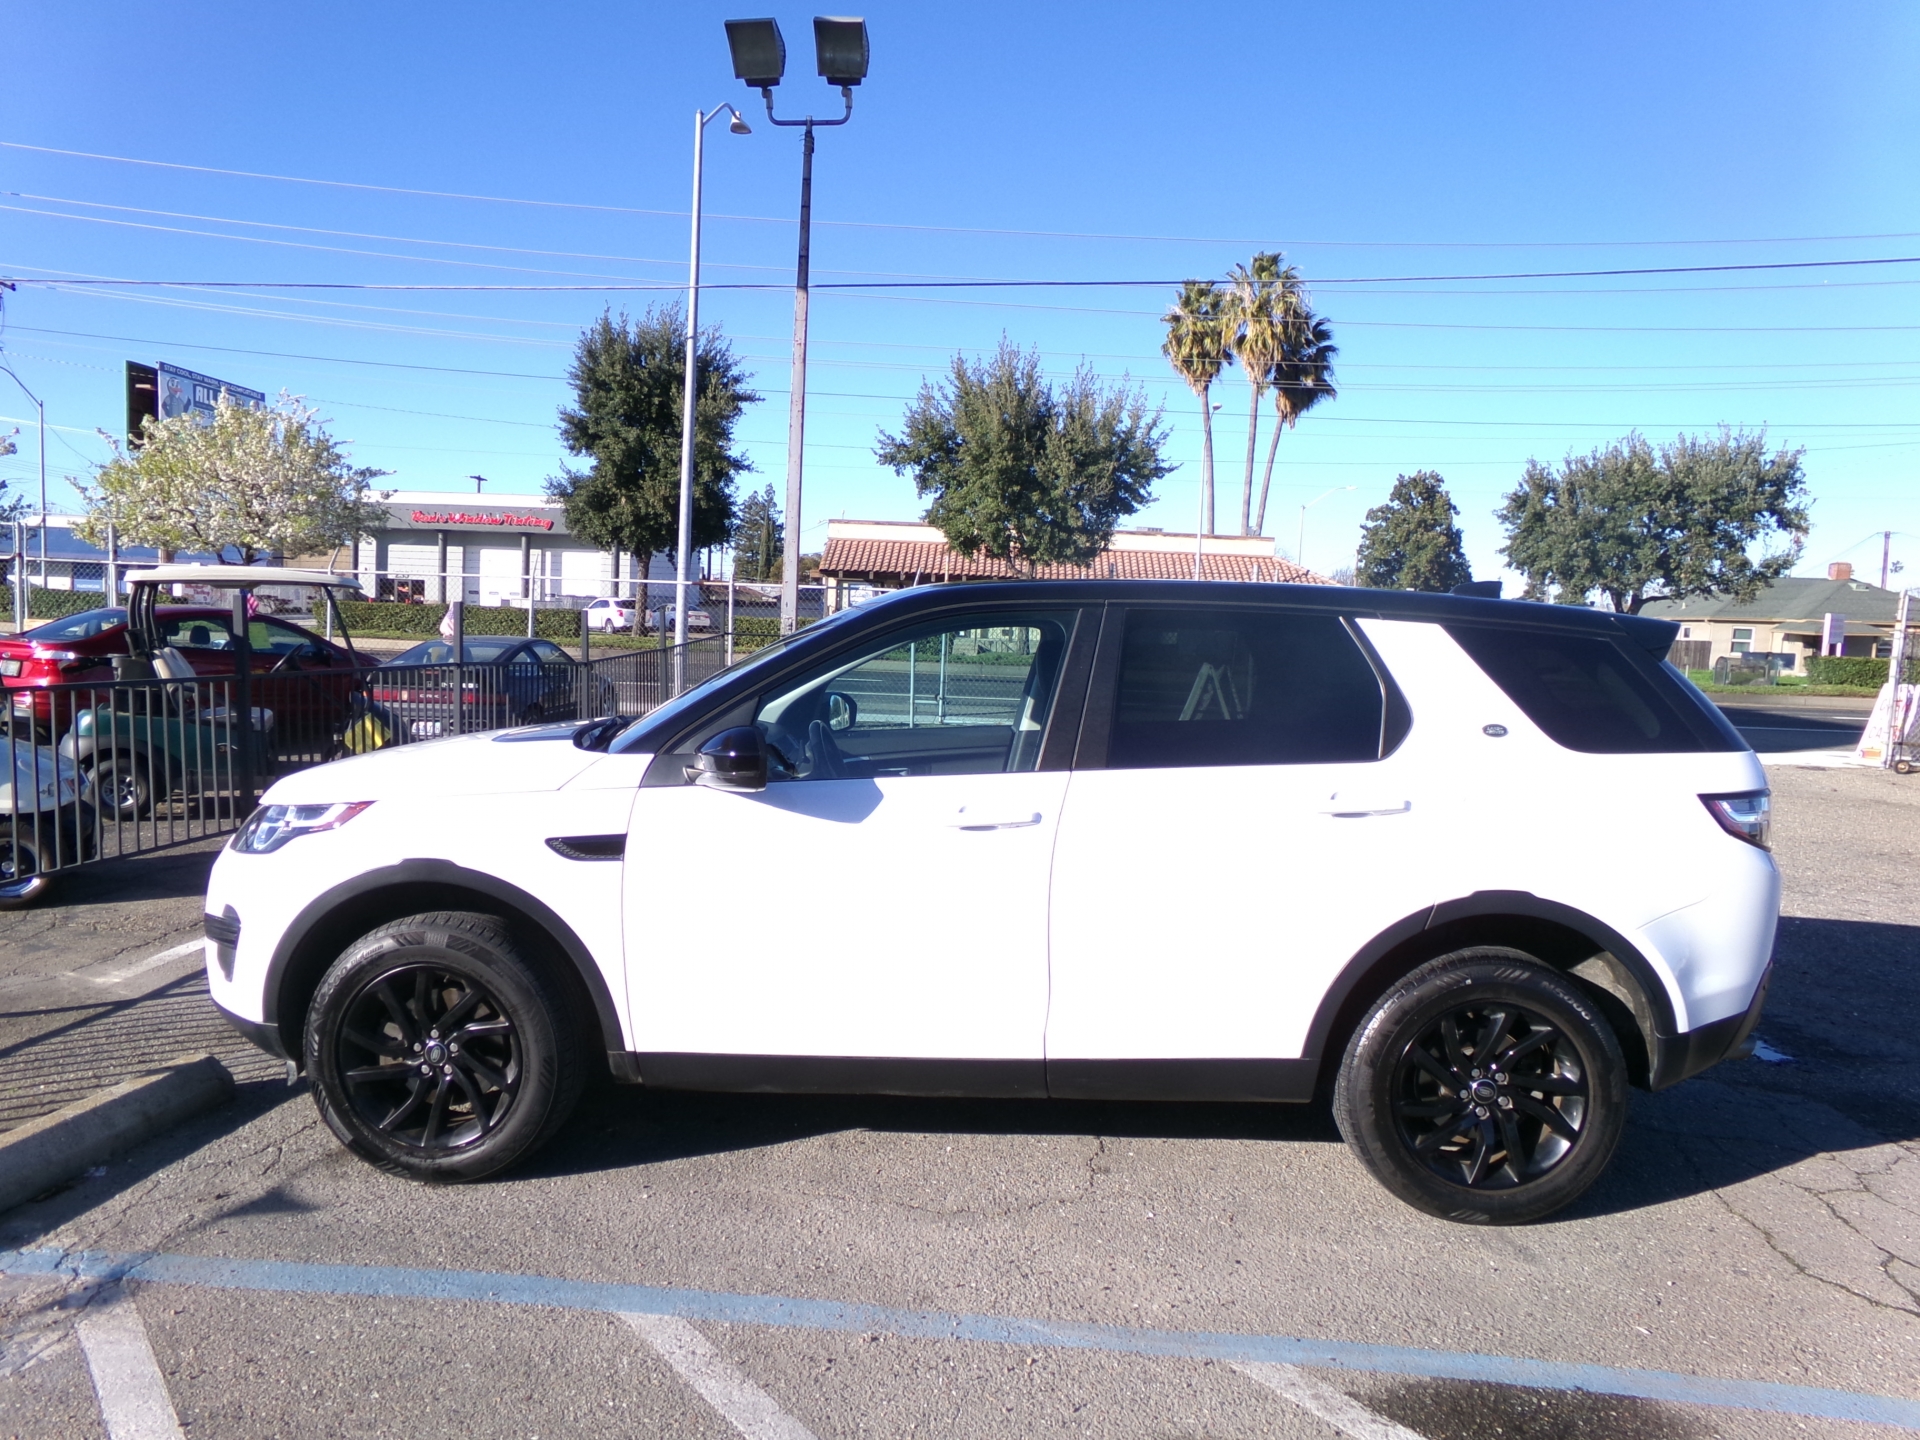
[848,580,1679,653]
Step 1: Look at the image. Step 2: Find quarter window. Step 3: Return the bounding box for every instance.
[1104,608,1386,770]
[752,610,1078,780]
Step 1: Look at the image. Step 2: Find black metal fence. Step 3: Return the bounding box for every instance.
[0,633,730,896]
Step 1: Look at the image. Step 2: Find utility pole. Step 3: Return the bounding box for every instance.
[1883,530,1894,590]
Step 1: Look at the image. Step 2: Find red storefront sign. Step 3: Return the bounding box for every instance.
[409,510,556,532]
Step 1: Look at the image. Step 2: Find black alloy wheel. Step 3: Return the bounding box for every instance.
[1334,949,1627,1224]
[0,829,51,909]
[1391,999,1589,1189]
[305,911,585,1181]
[334,963,522,1151]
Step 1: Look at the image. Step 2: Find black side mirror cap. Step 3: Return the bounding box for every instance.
[686,726,768,792]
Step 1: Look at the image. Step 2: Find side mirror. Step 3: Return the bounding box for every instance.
[825,691,857,732]
[686,726,768,792]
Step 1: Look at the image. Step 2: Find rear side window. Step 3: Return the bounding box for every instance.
[1106,608,1386,769]
[1446,624,1738,754]
[23,608,126,642]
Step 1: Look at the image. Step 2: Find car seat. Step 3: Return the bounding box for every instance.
[187,625,211,647]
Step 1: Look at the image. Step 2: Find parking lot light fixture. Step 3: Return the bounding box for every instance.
[725,15,867,635]
[673,100,753,694]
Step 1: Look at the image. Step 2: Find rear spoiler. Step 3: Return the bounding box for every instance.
[1613,612,1682,661]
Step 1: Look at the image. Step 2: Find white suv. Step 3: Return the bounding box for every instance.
[205,582,1777,1223]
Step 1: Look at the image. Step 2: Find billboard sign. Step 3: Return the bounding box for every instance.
[157,362,265,421]
[126,361,265,444]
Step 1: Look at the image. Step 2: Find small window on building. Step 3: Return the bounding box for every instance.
[1731,626,1754,654]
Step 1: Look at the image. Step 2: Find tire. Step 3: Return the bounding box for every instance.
[88,753,152,821]
[0,830,52,910]
[1332,948,1627,1224]
[303,911,586,1182]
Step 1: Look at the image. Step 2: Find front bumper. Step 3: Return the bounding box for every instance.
[1649,959,1772,1090]
[214,996,290,1061]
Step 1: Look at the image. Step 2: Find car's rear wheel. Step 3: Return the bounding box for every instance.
[304,911,585,1182]
[1333,949,1627,1224]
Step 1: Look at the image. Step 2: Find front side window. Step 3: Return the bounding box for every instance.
[1105,608,1386,770]
[752,610,1077,780]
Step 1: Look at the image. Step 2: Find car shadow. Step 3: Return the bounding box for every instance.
[531,915,1920,1222]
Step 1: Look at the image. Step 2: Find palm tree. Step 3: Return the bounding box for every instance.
[1254,304,1338,538]
[1226,253,1297,535]
[1160,280,1232,535]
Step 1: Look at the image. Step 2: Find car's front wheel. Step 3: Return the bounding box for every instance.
[304,911,585,1182]
[1333,949,1627,1224]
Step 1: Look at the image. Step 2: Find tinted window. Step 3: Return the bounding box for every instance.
[23,608,126,642]
[1106,608,1385,769]
[753,610,1077,779]
[529,641,570,665]
[1446,624,1737,754]
[389,638,520,665]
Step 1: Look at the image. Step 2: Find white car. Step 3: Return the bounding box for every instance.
[204,582,1778,1223]
[580,598,636,632]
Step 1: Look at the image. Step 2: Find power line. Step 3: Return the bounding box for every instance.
[8,140,1920,251]
[10,252,1920,290]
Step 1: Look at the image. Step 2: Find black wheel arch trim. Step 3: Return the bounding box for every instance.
[263,859,626,1078]
[1303,890,1687,1090]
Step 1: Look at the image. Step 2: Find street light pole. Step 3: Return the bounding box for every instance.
[726,16,868,636]
[673,102,750,695]
[0,363,45,592]
[1297,485,1355,577]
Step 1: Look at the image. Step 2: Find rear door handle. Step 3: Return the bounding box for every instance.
[948,807,1043,830]
[1319,798,1411,818]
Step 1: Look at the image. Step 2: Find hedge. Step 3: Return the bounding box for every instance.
[1806,655,1919,687]
[335,600,595,642]
[27,588,112,620]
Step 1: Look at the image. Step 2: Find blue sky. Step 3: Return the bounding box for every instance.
[2,1,1917,584]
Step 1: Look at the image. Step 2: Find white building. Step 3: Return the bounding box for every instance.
[353,492,698,607]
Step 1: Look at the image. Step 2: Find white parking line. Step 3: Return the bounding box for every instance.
[624,1312,821,1440]
[88,940,206,987]
[1238,1362,1425,1440]
[75,1287,186,1440]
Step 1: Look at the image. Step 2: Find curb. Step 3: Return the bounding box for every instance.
[0,1053,234,1213]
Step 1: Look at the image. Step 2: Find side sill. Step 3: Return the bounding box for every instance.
[627,1053,1046,1099]
[1046,1059,1317,1104]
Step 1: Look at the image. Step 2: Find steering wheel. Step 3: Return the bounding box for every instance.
[806,719,847,780]
[269,649,302,673]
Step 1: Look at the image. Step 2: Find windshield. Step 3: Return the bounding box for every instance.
[22,608,128,643]
[604,610,865,753]
[388,637,523,665]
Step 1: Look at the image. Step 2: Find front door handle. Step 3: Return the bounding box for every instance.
[948,807,1043,830]
[1319,797,1412,818]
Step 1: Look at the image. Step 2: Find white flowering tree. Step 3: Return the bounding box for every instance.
[78,394,390,564]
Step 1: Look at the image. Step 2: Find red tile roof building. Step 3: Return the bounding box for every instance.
[817,521,1330,607]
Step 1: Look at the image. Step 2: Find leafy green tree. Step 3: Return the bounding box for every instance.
[77,394,388,564]
[1160,280,1232,536]
[733,483,782,581]
[875,339,1172,574]
[1254,306,1337,537]
[546,307,758,586]
[1355,471,1473,591]
[1497,428,1809,613]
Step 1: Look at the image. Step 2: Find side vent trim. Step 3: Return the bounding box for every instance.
[545,834,627,862]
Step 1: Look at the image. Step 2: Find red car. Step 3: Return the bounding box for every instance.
[0,605,359,741]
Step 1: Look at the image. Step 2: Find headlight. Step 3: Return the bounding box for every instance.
[231,801,373,855]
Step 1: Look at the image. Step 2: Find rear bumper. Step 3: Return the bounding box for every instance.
[1649,959,1771,1090]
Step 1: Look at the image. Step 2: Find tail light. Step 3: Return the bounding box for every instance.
[1702,791,1770,850]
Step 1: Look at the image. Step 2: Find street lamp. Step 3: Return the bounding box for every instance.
[1297,485,1355,577]
[0,361,47,594]
[671,99,752,694]
[725,15,869,635]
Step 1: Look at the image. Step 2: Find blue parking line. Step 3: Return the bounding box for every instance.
[6,1245,1916,1430]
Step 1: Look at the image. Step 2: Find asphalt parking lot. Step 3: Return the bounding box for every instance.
[2,757,1917,1438]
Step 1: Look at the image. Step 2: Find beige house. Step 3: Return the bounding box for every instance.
[1637,564,1904,672]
